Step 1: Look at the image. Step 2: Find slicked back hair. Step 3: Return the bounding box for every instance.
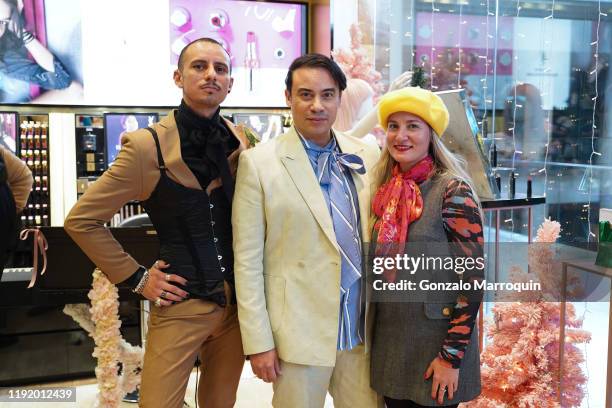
[285,53,347,94]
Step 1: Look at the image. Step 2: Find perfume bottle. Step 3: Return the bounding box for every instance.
[527,177,532,198]
[82,129,97,152]
[491,143,498,168]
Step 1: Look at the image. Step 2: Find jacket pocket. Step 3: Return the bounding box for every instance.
[423,302,454,320]
[264,274,286,332]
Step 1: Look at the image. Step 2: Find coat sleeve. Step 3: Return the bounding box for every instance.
[439,179,484,369]
[232,150,275,355]
[1,146,32,212]
[63,133,149,284]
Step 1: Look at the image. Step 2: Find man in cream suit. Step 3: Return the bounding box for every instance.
[233,54,382,407]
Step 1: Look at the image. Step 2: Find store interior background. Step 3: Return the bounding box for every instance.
[334,1,612,404]
[0,0,611,406]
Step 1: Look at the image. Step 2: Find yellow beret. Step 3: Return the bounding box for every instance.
[378,87,449,137]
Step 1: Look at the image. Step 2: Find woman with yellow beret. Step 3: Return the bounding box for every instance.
[369,87,484,407]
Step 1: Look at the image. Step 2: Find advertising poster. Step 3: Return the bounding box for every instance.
[169,0,307,107]
[104,113,158,164]
[0,0,83,104]
[2,0,306,107]
[0,112,18,152]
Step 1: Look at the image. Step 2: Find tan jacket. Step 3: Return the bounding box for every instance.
[232,127,380,366]
[0,146,33,212]
[64,112,248,284]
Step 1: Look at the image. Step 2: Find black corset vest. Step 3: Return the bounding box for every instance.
[141,127,234,306]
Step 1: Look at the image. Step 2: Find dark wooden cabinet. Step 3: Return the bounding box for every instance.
[0,226,157,385]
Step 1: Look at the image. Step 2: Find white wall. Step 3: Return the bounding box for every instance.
[48,113,77,226]
[331,0,358,50]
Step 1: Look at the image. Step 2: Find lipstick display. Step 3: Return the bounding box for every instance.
[19,118,50,227]
[245,31,259,92]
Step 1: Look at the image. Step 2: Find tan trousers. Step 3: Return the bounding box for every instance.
[139,288,245,408]
[272,345,383,408]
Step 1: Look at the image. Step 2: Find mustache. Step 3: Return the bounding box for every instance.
[200,82,221,90]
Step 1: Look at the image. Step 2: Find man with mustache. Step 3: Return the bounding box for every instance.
[65,38,246,408]
[233,54,382,407]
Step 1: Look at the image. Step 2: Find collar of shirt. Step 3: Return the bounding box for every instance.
[296,129,338,154]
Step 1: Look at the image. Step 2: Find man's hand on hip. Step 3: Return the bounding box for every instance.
[142,260,189,307]
[250,348,282,383]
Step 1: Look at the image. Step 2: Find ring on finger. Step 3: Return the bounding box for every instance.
[154,297,162,307]
[154,261,159,269]
[165,273,171,282]
[160,290,167,299]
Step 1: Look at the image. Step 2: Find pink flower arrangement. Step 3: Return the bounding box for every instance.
[89,269,123,407]
[64,269,144,407]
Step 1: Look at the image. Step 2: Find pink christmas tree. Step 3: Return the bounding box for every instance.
[462,219,591,408]
[332,24,384,99]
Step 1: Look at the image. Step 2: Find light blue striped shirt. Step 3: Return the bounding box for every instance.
[298,131,364,351]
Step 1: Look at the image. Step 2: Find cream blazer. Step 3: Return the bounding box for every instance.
[232,127,380,366]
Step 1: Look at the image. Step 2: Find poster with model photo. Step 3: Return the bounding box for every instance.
[169,0,307,107]
[104,113,158,165]
[4,1,305,106]
[0,0,83,104]
[0,112,17,152]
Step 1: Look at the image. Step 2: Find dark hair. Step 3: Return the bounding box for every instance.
[285,53,347,94]
[177,37,232,73]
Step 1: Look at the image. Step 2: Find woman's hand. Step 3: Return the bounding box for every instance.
[142,260,189,307]
[424,356,459,405]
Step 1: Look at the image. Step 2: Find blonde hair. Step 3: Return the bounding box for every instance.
[334,78,374,132]
[370,127,482,229]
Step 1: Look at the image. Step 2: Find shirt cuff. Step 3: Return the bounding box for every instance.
[124,265,147,290]
[439,350,462,369]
